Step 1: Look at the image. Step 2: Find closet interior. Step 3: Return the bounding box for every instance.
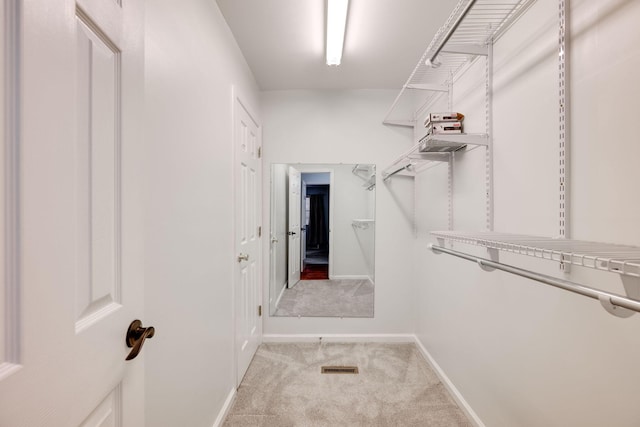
[382,0,640,318]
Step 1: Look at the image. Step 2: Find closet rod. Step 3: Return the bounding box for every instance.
[426,0,478,67]
[428,244,640,314]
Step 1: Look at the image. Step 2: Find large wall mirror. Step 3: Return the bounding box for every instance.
[269,163,376,317]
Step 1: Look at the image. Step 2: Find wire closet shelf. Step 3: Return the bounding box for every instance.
[383,0,534,126]
[430,231,640,278]
[381,134,489,181]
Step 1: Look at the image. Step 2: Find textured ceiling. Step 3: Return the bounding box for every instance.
[216,0,459,90]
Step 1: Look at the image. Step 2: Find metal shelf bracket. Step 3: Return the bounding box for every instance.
[599,295,635,318]
[478,248,499,272]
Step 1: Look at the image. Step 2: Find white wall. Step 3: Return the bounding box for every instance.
[329,165,373,279]
[364,168,376,282]
[356,216,375,283]
[144,1,260,425]
[415,0,640,426]
[262,90,415,335]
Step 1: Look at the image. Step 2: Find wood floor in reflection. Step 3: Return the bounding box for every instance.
[300,263,329,280]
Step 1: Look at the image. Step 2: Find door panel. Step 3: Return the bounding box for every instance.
[0,0,145,425]
[287,167,301,287]
[75,12,121,331]
[78,384,122,427]
[234,94,261,385]
[73,1,145,423]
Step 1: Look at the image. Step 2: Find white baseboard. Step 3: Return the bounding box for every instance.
[262,333,416,343]
[367,275,374,286]
[413,336,485,427]
[211,387,237,427]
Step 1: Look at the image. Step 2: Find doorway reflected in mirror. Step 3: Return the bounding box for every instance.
[301,172,330,280]
[269,164,376,317]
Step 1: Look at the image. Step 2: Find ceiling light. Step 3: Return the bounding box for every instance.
[326,0,349,66]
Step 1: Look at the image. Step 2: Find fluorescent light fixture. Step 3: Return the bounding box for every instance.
[326,0,349,66]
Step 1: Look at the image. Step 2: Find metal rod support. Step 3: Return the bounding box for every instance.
[427,0,478,66]
[383,164,411,182]
[428,244,640,314]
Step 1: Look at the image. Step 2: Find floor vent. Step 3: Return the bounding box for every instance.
[321,366,359,374]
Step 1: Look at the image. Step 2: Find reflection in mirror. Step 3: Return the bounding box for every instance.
[269,164,376,317]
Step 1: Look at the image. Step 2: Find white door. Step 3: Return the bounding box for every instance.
[287,167,302,287]
[0,0,146,426]
[234,93,262,385]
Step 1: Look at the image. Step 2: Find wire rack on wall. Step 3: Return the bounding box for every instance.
[383,0,536,126]
[381,134,489,181]
[431,231,640,278]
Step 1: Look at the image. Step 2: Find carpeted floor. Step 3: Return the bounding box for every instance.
[223,342,472,427]
[274,279,374,318]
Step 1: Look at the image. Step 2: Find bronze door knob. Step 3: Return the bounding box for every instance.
[125,319,155,361]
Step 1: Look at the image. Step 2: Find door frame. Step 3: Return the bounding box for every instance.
[291,168,334,279]
[231,86,262,388]
[286,166,301,288]
[300,176,307,271]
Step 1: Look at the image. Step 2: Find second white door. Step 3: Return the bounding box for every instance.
[287,166,302,287]
[234,93,262,385]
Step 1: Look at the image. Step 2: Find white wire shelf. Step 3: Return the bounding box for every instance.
[420,133,489,151]
[384,0,536,126]
[382,133,488,181]
[430,231,640,278]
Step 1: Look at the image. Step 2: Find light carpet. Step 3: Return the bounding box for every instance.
[223,342,472,427]
[274,279,374,318]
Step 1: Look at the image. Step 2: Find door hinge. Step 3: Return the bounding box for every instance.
[258,226,262,237]
[258,305,262,316]
[257,147,262,158]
